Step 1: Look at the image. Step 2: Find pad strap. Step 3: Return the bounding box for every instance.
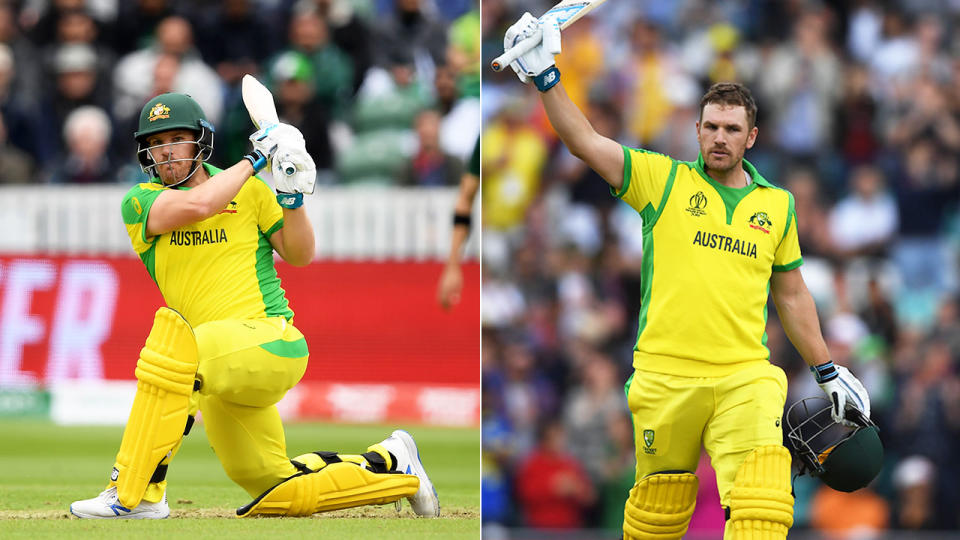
[237,462,418,517]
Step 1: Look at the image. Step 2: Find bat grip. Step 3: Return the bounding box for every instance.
[491,33,541,72]
[280,161,296,176]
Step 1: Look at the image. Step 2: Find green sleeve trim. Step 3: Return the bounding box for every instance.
[121,185,163,244]
[259,337,309,358]
[772,258,803,272]
[652,160,678,225]
[264,219,284,238]
[255,231,294,320]
[138,244,158,285]
[623,371,634,399]
[777,192,797,252]
[610,145,632,199]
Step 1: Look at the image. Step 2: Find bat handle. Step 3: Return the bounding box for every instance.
[280,161,296,176]
[491,32,541,72]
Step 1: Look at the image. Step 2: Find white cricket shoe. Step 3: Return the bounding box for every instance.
[70,486,169,519]
[379,429,440,517]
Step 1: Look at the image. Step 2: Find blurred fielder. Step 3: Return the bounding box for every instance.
[500,14,871,539]
[70,93,439,519]
[437,135,480,309]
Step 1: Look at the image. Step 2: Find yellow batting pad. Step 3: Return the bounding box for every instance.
[623,472,698,539]
[237,462,419,517]
[725,445,794,540]
[114,308,199,509]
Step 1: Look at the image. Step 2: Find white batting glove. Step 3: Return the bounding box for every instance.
[503,13,561,86]
[272,145,316,195]
[812,361,871,427]
[249,122,305,161]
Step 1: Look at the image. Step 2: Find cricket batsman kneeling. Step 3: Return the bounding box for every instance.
[69,93,439,519]
[501,14,871,540]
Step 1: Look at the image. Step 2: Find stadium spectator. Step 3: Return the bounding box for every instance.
[112,15,223,128]
[374,0,448,83]
[270,51,334,175]
[514,420,595,529]
[0,110,34,183]
[309,0,375,93]
[46,105,114,184]
[434,62,481,162]
[829,164,899,260]
[0,42,47,164]
[400,108,462,187]
[282,8,353,120]
[194,0,272,87]
[37,43,113,160]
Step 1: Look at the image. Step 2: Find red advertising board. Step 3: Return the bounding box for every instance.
[0,256,479,387]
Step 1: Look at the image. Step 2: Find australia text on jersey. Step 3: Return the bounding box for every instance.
[692,230,757,259]
[169,228,228,246]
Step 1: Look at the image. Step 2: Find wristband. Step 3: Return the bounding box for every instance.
[811,361,837,383]
[243,149,268,173]
[534,66,560,92]
[276,192,303,209]
[453,213,471,228]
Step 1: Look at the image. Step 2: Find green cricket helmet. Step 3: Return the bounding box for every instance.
[785,396,883,493]
[134,93,214,185]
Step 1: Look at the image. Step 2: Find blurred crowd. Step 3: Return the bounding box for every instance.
[0,0,479,186]
[480,0,960,536]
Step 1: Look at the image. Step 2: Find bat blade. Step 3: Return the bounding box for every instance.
[491,0,608,72]
[241,74,296,177]
[241,74,280,129]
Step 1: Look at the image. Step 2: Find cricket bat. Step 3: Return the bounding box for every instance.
[241,74,295,176]
[491,0,609,72]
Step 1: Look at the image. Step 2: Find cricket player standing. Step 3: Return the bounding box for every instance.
[437,135,480,309]
[501,14,870,539]
[69,93,439,519]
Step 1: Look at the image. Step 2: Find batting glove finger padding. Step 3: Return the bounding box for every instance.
[272,145,317,195]
[503,13,541,83]
[249,123,306,161]
[814,363,871,427]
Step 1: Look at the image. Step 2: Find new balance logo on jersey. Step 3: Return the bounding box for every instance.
[169,228,228,246]
[692,230,758,259]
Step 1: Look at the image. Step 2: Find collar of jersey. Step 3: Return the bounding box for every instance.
[693,153,775,190]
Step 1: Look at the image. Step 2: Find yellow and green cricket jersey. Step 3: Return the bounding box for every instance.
[120,164,293,326]
[615,148,802,377]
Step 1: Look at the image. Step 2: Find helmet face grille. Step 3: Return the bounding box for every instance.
[785,397,857,474]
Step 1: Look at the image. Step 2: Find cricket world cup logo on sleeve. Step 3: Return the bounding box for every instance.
[643,429,657,454]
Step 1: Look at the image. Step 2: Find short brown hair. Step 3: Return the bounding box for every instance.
[699,82,757,128]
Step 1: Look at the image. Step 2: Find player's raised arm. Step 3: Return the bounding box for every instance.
[140,109,300,237]
[502,13,623,190]
[266,144,317,267]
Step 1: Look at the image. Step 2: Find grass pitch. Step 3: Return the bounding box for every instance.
[0,419,479,538]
